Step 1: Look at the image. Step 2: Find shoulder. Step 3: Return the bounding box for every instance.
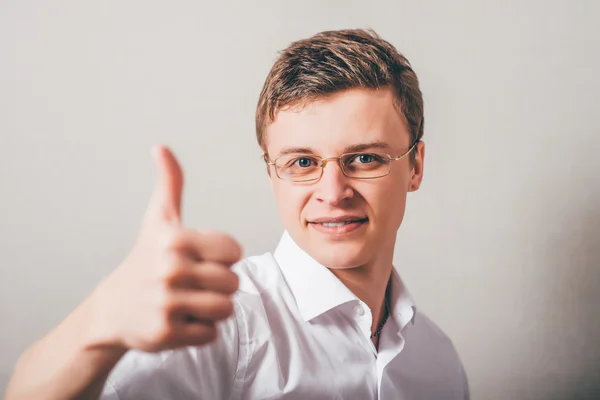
[100,254,283,400]
[103,312,241,400]
[412,311,457,346]
[408,310,464,365]
[402,310,470,397]
[231,252,283,294]
[230,252,290,322]
[229,253,291,340]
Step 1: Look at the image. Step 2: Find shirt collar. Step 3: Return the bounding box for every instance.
[273,230,417,329]
[389,265,418,330]
[274,230,358,322]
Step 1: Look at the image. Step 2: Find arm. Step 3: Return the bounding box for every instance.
[6,294,242,400]
[102,308,241,400]
[4,146,241,400]
[4,295,127,400]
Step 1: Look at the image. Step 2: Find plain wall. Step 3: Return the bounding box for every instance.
[1,1,599,399]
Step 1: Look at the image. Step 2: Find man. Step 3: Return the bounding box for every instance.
[5,28,469,399]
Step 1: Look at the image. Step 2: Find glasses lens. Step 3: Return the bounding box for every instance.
[275,154,322,182]
[341,152,391,178]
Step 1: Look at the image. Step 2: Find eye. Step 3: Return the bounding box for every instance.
[293,157,316,168]
[357,154,374,163]
[349,153,384,164]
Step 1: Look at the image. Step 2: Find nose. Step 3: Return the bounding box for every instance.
[314,158,355,205]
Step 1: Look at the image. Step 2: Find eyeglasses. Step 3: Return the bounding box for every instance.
[264,141,418,182]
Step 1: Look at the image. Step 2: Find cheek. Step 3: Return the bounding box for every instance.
[368,180,409,225]
[273,183,308,222]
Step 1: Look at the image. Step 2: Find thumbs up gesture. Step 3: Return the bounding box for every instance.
[89,145,242,353]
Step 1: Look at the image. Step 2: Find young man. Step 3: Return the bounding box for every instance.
[5,29,469,399]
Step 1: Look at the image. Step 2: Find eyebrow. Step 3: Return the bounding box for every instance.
[344,141,392,153]
[276,140,392,158]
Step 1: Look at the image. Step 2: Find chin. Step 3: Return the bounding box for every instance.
[308,239,372,269]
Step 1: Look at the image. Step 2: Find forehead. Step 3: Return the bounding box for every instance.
[265,87,410,155]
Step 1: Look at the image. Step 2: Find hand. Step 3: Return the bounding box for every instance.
[88,145,242,353]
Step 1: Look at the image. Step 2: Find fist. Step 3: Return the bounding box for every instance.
[89,145,242,353]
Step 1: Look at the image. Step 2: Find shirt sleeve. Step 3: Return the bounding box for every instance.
[99,310,241,400]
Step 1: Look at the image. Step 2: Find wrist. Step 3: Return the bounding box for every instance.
[78,282,128,357]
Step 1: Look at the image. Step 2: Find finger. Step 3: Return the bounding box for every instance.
[171,262,240,294]
[144,144,184,225]
[172,291,234,322]
[169,321,218,348]
[176,229,243,265]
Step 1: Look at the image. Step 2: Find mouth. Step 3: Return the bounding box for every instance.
[307,216,369,235]
[311,218,368,227]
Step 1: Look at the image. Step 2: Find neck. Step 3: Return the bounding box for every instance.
[329,244,394,337]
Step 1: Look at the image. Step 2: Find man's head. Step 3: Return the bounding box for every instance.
[256,29,425,269]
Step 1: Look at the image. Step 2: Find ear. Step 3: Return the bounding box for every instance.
[408,141,425,192]
[262,152,273,180]
[266,166,273,182]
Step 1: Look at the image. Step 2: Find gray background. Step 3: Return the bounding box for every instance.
[1,1,599,399]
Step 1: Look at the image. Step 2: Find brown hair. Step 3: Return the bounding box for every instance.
[255,28,424,160]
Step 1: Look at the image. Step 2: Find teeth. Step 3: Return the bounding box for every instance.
[322,221,355,227]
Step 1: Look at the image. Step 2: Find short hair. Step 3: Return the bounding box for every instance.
[255,28,424,160]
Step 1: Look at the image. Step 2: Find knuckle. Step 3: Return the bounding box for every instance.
[151,321,173,344]
[197,263,239,293]
[222,270,240,293]
[199,293,229,318]
[204,326,218,342]
[144,312,174,346]
[197,229,243,263]
[155,288,177,316]
[158,255,187,286]
[160,229,187,252]
[196,260,217,273]
[232,242,243,262]
[190,325,218,347]
[217,297,235,318]
[230,272,240,291]
[224,237,243,262]
[205,261,228,275]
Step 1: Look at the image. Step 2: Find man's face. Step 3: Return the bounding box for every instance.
[265,87,425,269]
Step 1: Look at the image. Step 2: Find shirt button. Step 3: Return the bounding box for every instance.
[354,304,365,316]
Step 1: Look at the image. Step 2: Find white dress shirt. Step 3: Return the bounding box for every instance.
[101,231,469,399]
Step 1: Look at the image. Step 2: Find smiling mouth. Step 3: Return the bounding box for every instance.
[307,217,369,235]
[312,218,368,227]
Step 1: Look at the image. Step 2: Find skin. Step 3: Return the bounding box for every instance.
[4,147,241,399]
[264,87,425,343]
[4,87,425,398]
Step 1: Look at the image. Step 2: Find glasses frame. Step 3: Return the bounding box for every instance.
[263,140,419,182]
